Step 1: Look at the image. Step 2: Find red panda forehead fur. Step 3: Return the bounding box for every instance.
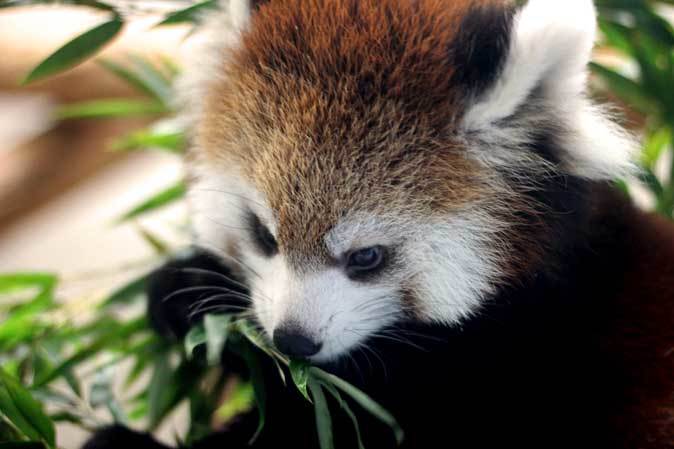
[198,0,511,263]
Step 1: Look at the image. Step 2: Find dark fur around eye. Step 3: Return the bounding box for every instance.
[345,246,388,281]
[248,212,278,257]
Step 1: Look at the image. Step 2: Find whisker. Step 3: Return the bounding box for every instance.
[188,296,252,312]
[188,304,256,320]
[194,242,263,281]
[175,267,250,293]
[161,285,235,303]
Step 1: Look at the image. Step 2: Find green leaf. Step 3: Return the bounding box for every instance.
[311,367,404,445]
[638,167,665,197]
[589,62,656,114]
[322,382,365,449]
[147,352,172,429]
[0,368,55,447]
[214,381,254,424]
[158,56,181,79]
[23,17,123,84]
[31,348,81,397]
[88,366,112,407]
[126,55,174,105]
[87,364,127,423]
[0,1,116,11]
[0,274,56,296]
[147,358,203,430]
[123,356,149,391]
[184,323,207,359]
[0,280,56,351]
[118,181,186,222]
[289,360,311,402]
[236,320,286,384]
[99,273,149,309]
[49,411,84,426]
[240,345,266,444]
[55,99,168,120]
[136,226,170,255]
[308,380,334,449]
[156,0,218,26]
[204,314,231,366]
[34,317,147,387]
[642,127,671,168]
[598,19,634,56]
[98,58,172,104]
[111,130,185,153]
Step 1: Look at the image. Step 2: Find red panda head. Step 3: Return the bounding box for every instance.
[183,0,635,361]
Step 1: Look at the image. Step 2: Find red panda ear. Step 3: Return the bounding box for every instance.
[460,0,636,181]
[449,2,516,100]
[463,0,598,129]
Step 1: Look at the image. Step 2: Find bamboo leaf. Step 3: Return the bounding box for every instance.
[99,273,149,309]
[0,368,55,448]
[111,130,185,153]
[311,367,404,445]
[642,127,671,168]
[56,99,168,120]
[589,62,656,114]
[147,352,172,429]
[34,317,147,387]
[184,324,206,359]
[0,274,56,296]
[136,226,170,255]
[118,181,186,222]
[156,0,218,26]
[322,382,365,449]
[126,55,174,105]
[1,1,116,11]
[289,360,311,402]
[98,59,169,103]
[240,345,266,444]
[204,314,231,366]
[308,380,334,449]
[23,17,123,84]
[214,381,254,424]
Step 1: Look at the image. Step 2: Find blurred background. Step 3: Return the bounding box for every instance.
[1,1,673,448]
[0,2,192,279]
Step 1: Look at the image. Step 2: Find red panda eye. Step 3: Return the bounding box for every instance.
[248,212,278,257]
[346,246,385,277]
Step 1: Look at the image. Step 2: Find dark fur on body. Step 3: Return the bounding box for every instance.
[85,183,674,449]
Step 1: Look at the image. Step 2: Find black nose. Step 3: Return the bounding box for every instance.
[273,328,322,358]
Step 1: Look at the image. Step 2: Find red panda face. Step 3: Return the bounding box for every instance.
[184,0,634,361]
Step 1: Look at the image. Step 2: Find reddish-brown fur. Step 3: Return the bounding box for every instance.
[190,0,674,445]
[605,207,674,447]
[196,0,509,266]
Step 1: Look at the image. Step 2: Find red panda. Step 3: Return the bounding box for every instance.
[85,0,674,448]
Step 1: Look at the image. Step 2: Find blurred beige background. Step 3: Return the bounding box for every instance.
[0,5,194,447]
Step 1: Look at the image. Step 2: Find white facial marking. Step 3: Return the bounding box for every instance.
[326,211,505,325]
[254,264,400,363]
[191,160,508,362]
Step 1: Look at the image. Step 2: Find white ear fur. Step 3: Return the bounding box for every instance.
[462,0,636,180]
[175,0,253,133]
[227,0,254,30]
[463,0,597,128]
